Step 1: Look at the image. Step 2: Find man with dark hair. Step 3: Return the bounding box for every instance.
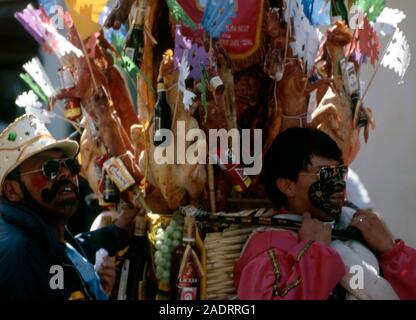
[234,127,416,300]
[262,127,345,220]
[0,114,137,300]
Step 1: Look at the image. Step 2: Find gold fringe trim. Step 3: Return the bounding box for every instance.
[267,248,282,297]
[280,277,302,297]
[295,240,315,262]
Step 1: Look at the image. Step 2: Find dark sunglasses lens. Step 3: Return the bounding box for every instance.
[42,158,80,179]
[340,166,349,178]
[65,158,81,175]
[319,166,348,181]
[320,168,331,181]
[43,160,60,179]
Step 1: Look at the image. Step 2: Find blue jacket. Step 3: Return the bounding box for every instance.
[0,201,129,300]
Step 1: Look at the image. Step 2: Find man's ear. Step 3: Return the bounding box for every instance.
[3,180,24,202]
[276,178,296,198]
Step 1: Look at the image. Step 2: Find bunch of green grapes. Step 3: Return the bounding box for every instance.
[154,212,184,283]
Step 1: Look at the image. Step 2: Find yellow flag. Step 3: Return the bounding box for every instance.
[65,0,107,40]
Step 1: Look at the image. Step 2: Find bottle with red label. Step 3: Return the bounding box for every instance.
[57,66,82,121]
[169,215,202,300]
[211,148,252,192]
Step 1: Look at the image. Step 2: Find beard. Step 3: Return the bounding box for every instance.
[18,178,80,223]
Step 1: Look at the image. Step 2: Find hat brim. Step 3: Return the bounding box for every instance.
[0,139,79,194]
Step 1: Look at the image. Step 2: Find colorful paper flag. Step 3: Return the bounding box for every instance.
[15,4,47,45]
[354,0,385,22]
[302,0,330,26]
[19,73,48,103]
[362,17,380,66]
[289,0,322,71]
[15,4,83,61]
[38,0,62,13]
[15,90,56,124]
[381,28,411,83]
[64,0,107,40]
[201,0,235,39]
[166,0,197,30]
[347,16,379,66]
[373,7,406,37]
[23,57,56,98]
[174,26,209,80]
[178,51,196,111]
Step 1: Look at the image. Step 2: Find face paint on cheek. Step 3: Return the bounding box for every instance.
[31,175,50,190]
[28,175,55,203]
[308,176,346,217]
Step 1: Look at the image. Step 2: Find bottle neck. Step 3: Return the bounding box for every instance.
[182,216,196,243]
[133,4,146,28]
[134,215,147,237]
[157,89,167,98]
[156,83,167,103]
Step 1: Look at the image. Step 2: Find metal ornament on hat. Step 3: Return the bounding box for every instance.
[0,115,54,161]
[0,115,61,190]
[0,133,55,162]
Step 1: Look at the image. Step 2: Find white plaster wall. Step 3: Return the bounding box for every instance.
[352,0,416,246]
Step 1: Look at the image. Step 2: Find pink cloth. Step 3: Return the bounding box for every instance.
[233,229,346,300]
[380,239,416,300]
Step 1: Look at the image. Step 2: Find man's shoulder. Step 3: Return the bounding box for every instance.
[0,216,38,258]
[241,227,298,258]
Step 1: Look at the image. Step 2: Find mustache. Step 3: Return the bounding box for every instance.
[41,179,78,204]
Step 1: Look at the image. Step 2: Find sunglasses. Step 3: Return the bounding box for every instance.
[19,157,81,180]
[299,165,349,181]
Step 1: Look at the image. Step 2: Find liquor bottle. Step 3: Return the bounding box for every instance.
[64,98,82,121]
[124,1,147,66]
[57,66,82,121]
[170,215,203,300]
[103,172,120,204]
[211,148,252,192]
[117,215,148,300]
[153,82,172,146]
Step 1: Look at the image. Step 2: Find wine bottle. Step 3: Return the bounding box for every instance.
[117,215,148,300]
[103,172,120,204]
[153,82,172,146]
[57,66,82,121]
[124,1,147,66]
[170,215,203,300]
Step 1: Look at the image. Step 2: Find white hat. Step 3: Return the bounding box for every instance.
[0,114,79,195]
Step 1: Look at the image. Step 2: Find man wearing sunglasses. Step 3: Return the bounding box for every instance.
[234,127,416,300]
[0,114,137,299]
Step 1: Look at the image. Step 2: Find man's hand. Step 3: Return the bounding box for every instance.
[299,212,332,246]
[97,256,116,295]
[115,201,145,233]
[351,210,395,254]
